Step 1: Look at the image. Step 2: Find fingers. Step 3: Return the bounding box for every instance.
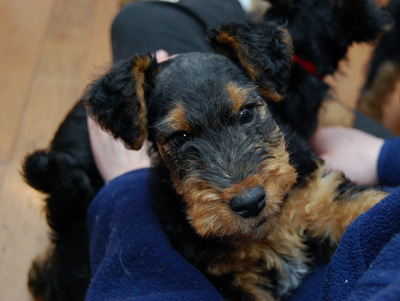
[155,49,170,63]
[155,49,179,63]
[309,127,340,155]
[309,126,384,186]
[87,116,151,183]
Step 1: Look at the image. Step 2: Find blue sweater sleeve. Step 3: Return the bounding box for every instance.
[378,138,400,187]
[291,187,400,301]
[85,168,223,301]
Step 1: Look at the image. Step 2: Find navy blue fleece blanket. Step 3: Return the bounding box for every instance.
[86,168,400,300]
[86,169,223,300]
[291,187,400,301]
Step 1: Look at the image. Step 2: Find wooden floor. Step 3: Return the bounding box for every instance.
[0,0,395,300]
[0,0,119,299]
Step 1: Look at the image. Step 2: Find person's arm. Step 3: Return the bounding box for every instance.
[377,138,400,187]
[309,126,385,186]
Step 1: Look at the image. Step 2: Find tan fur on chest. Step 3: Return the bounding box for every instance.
[206,164,388,300]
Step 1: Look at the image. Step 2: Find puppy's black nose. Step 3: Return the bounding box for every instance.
[230,186,266,218]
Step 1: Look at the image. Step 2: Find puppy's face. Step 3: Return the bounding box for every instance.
[148,53,297,244]
[85,20,296,244]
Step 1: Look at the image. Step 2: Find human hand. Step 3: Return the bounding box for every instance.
[87,116,151,182]
[87,49,175,182]
[155,49,178,62]
[309,126,384,186]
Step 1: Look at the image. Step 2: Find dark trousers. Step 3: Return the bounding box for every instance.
[111,0,245,62]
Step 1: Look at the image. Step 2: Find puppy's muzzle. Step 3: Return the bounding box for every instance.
[230,186,266,218]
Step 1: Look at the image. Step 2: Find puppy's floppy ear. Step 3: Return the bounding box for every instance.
[208,19,293,102]
[84,54,158,150]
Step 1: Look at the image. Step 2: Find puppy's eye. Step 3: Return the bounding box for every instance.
[171,131,191,147]
[239,106,256,124]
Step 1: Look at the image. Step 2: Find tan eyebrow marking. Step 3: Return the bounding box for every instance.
[226,81,252,112]
[163,102,191,132]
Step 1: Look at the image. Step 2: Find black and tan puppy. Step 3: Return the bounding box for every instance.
[265,0,391,137]
[24,18,388,301]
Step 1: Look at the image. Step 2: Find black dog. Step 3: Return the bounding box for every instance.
[358,0,400,125]
[24,16,388,301]
[24,102,103,300]
[264,0,391,137]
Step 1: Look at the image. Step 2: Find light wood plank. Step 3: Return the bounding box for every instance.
[0,0,118,299]
[0,163,48,301]
[0,164,7,194]
[82,0,118,79]
[0,0,56,161]
[15,0,117,160]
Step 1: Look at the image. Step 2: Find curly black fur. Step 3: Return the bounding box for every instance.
[23,103,103,301]
[208,19,293,100]
[266,0,391,138]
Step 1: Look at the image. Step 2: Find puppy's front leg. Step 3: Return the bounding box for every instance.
[287,163,389,246]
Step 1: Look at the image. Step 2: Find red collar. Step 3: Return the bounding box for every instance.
[293,54,324,80]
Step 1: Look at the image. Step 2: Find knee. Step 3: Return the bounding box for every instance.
[112,2,148,39]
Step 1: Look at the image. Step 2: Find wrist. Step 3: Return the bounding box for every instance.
[378,138,400,186]
[368,136,385,185]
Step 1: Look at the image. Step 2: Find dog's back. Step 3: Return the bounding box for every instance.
[23,102,103,300]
